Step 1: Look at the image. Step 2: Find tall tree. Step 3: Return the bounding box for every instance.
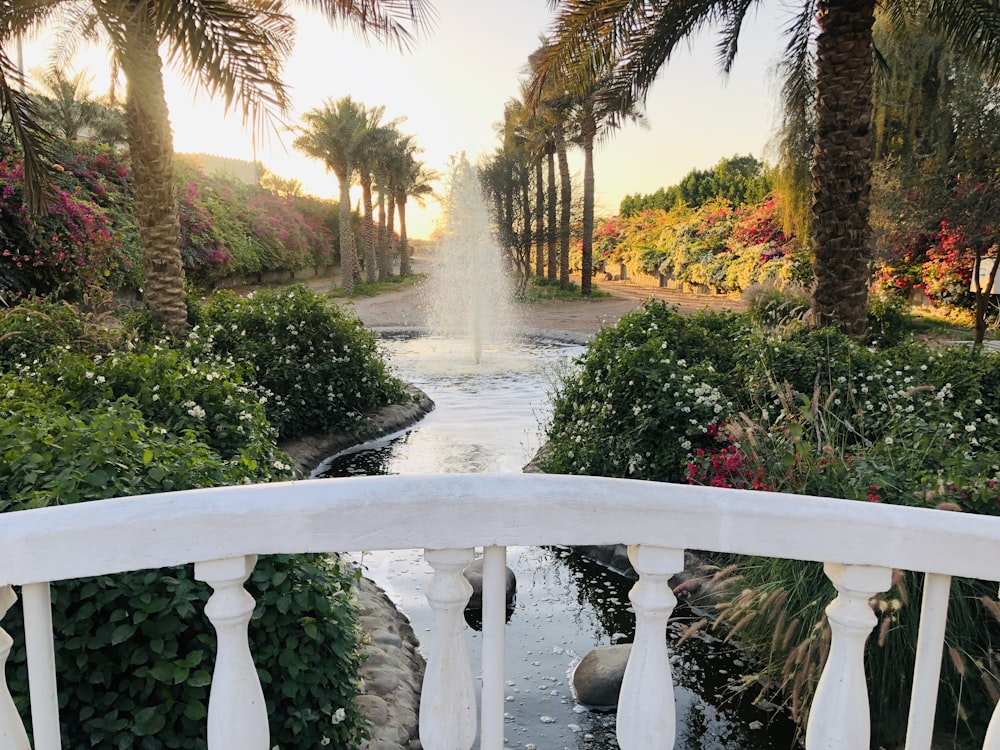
[294,96,368,294]
[376,128,416,279]
[356,107,400,284]
[396,153,436,276]
[535,0,1000,335]
[1,0,431,329]
[30,67,126,144]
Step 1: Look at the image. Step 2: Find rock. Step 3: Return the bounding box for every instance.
[355,694,389,725]
[462,558,516,610]
[572,644,632,707]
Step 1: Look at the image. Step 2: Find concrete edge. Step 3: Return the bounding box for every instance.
[280,385,436,478]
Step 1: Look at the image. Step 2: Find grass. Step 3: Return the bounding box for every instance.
[907,307,978,342]
[519,276,612,302]
[328,273,426,299]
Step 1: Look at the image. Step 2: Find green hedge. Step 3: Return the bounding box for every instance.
[0,299,371,748]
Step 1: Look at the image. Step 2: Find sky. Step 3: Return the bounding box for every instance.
[24,0,794,239]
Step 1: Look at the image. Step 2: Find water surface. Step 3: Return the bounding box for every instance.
[319,334,801,750]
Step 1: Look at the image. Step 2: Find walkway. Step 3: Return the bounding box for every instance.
[333,256,745,335]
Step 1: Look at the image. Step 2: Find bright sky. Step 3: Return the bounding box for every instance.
[25,1,792,239]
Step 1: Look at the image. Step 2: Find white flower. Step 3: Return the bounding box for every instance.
[331,708,346,725]
[95,375,106,384]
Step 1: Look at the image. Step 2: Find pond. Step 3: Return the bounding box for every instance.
[317,334,801,750]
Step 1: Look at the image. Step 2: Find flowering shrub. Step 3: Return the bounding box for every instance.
[874,177,1000,316]
[591,197,808,293]
[539,304,746,481]
[542,304,1000,742]
[0,299,370,749]
[177,179,232,283]
[0,151,121,298]
[0,140,339,299]
[184,286,407,439]
[172,158,337,282]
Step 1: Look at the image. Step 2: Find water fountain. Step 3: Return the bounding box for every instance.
[426,154,514,364]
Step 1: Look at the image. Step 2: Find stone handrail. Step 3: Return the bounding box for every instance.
[2,473,1000,750]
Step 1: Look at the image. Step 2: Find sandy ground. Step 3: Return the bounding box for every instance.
[319,254,744,336]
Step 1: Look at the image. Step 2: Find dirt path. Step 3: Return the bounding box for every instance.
[327,255,745,337]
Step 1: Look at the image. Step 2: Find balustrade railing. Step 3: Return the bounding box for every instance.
[2,473,1000,749]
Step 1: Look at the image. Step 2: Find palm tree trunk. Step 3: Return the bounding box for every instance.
[546,143,557,281]
[534,157,544,277]
[810,0,877,337]
[386,193,397,277]
[361,177,377,283]
[398,195,410,276]
[519,161,532,293]
[337,176,356,294]
[581,108,596,296]
[121,19,187,331]
[555,124,571,286]
[376,189,390,280]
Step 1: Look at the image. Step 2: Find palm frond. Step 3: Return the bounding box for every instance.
[716,0,763,74]
[299,0,435,51]
[527,0,638,109]
[0,44,53,214]
[154,0,295,139]
[46,3,103,73]
[925,0,1000,81]
[610,0,730,106]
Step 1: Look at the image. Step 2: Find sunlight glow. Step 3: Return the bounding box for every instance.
[21,0,786,239]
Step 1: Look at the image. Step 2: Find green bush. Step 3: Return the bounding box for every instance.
[0,298,125,371]
[186,286,407,439]
[542,304,1000,743]
[539,303,746,481]
[1,321,369,748]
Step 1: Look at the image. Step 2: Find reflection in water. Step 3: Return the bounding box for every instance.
[320,335,801,749]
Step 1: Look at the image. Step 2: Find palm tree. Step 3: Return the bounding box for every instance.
[534,0,1000,334]
[396,155,436,277]
[294,95,369,294]
[526,43,585,285]
[565,77,644,295]
[355,106,400,284]
[1,0,432,330]
[30,67,126,144]
[377,129,417,279]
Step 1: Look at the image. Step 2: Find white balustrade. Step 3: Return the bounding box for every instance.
[194,555,268,750]
[420,547,476,750]
[617,544,685,750]
[806,563,892,750]
[1,474,1000,748]
[0,586,30,750]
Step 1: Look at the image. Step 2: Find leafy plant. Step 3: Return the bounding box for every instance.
[0,297,374,748]
[185,286,407,439]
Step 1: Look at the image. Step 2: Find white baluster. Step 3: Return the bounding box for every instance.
[0,586,30,750]
[22,582,60,750]
[420,548,476,750]
[194,555,268,750]
[806,563,891,750]
[904,573,951,750]
[984,583,1000,750]
[617,544,685,750]
[480,546,507,750]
